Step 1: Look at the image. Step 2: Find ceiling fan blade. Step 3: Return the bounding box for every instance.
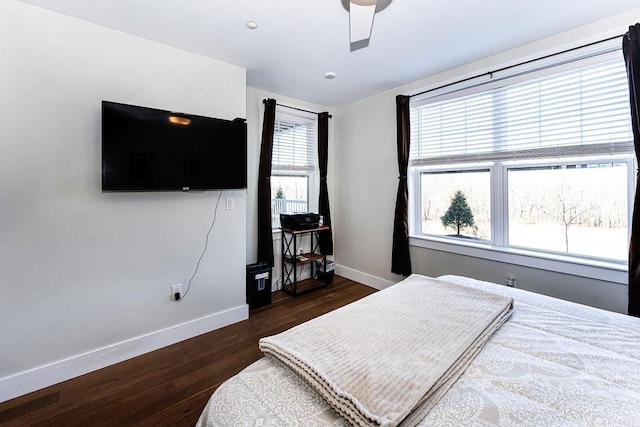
[349,0,377,44]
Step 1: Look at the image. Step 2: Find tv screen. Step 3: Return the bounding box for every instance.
[102,101,247,191]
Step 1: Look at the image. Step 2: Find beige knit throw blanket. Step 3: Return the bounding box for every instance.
[259,274,514,427]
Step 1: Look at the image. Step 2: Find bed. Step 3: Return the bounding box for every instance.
[197,274,640,426]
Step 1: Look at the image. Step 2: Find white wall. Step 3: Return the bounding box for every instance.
[334,9,640,313]
[0,0,247,401]
[245,87,335,287]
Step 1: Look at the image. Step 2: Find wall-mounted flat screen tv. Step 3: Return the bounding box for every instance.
[102,101,247,191]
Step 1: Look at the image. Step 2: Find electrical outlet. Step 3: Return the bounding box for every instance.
[225,198,235,211]
[171,283,183,300]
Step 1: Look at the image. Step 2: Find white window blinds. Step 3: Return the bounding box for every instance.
[272,107,318,172]
[410,55,633,166]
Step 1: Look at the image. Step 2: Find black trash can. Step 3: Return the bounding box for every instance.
[246,262,272,310]
[316,260,335,284]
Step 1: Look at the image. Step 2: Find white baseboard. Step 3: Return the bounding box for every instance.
[335,264,396,290]
[0,305,248,403]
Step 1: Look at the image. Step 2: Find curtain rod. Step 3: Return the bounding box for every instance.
[408,32,627,99]
[263,99,332,119]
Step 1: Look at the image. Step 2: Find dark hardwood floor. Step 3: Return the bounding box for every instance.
[0,276,376,426]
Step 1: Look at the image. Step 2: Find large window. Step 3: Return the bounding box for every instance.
[410,49,634,276]
[271,107,318,228]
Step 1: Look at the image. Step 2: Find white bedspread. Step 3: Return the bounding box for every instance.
[197,275,640,426]
[259,275,513,427]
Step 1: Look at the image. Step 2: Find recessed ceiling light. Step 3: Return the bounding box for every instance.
[324,72,337,80]
[246,21,258,30]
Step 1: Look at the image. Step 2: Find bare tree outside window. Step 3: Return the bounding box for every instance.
[508,163,627,260]
[544,187,593,253]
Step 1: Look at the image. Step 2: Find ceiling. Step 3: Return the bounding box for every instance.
[18,0,640,107]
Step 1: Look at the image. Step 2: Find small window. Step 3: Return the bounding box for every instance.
[270,106,318,229]
[271,175,310,228]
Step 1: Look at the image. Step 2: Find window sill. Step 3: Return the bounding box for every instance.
[409,235,627,285]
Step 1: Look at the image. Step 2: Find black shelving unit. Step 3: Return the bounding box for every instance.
[281,226,330,296]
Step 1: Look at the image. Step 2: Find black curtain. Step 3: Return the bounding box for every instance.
[317,112,334,255]
[624,24,640,317]
[391,95,412,276]
[257,99,277,267]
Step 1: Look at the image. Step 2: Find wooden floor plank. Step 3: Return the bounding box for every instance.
[0,392,59,424]
[0,276,376,426]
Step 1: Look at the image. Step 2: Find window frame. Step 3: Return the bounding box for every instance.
[501,156,634,260]
[270,172,314,229]
[410,155,634,284]
[414,163,494,240]
[408,47,634,284]
[270,106,319,232]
